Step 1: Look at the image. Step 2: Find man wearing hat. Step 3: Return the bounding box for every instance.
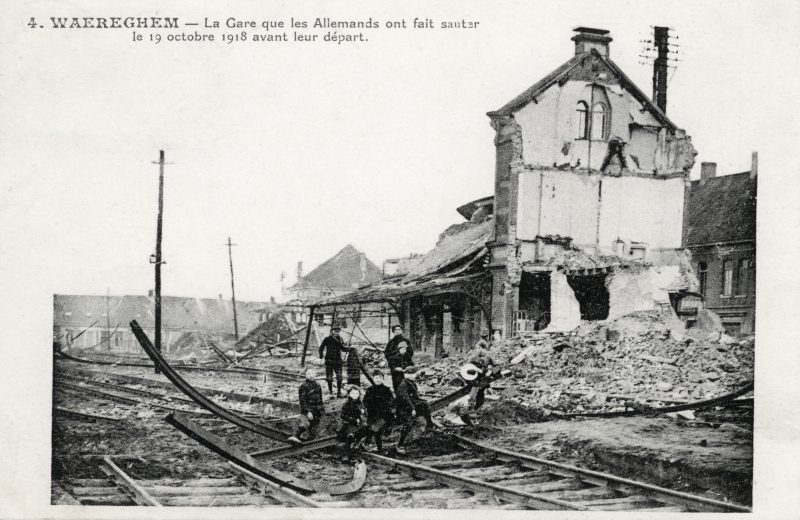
[394,366,438,454]
[319,325,348,398]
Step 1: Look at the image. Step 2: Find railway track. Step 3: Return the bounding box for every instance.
[359,435,750,512]
[64,456,336,507]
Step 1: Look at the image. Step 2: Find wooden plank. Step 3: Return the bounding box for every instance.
[388,480,440,491]
[577,495,651,507]
[539,486,619,502]
[158,495,279,507]
[71,478,114,487]
[424,458,486,470]
[143,485,247,496]
[77,495,133,506]
[516,478,584,494]
[71,486,126,496]
[137,477,240,487]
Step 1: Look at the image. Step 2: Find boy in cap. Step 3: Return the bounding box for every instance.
[394,366,437,454]
[387,340,414,391]
[319,326,347,398]
[337,385,365,449]
[287,367,325,443]
[355,370,394,453]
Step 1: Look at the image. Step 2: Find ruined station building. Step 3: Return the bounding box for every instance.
[484,27,697,335]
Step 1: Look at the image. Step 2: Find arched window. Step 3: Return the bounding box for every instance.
[575,101,588,139]
[591,103,607,140]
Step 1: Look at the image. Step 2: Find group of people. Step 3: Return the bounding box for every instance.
[287,321,504,453]
[288,325,440,454]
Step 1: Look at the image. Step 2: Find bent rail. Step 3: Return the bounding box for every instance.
[166,411,366,496]
[129,320,292,443]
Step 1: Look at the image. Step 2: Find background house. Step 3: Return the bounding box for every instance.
[53,293,273,354]
[683,158,757,333]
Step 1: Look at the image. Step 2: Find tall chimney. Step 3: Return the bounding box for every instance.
[652,26,669,113]
[751,151,758,179]
[700,162,717,183]
[571,27,612,57]
[297,261,303,281]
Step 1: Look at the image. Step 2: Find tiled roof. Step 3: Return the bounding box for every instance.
[290,245,382,291]
[401,218,493,283]
[685,172,757,246]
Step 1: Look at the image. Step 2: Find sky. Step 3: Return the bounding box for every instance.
[1,0,797,305]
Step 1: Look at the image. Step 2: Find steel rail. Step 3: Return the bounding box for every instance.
[54,406,122,423]
[55,379,214,416]
[453,435,751,513]
[57,349,305,380]
[249,437,339,459]
[130,320,295,442]
[361,451,584,510]
[166,411,367,495]
[228,463,322,508]
[557,380,754,419]
[100,457,163,506]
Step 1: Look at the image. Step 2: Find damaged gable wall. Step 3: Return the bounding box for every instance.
[495,52,695,256]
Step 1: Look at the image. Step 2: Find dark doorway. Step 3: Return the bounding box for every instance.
[518,272,551,331]
[566,274,610,320]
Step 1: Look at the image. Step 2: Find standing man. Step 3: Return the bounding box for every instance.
[319,325,347,398]
[288,367,325,443]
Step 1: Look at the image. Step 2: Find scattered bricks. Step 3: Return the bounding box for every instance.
[638,354,677,364]
[688,373,702,384]
[702,372,720,381]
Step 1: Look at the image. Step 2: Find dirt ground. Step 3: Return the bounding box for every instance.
[52,357,753,508]
[469,401,753,505]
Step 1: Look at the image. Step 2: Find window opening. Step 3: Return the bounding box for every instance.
[576,101,589,139]
[591,103,607,140]
[722,260,734,296]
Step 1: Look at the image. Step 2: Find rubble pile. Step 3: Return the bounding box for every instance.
[423,311,754,415]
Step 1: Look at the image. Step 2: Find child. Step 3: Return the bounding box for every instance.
[388,340,414,391]
[337,385,364,449]
[394,366,437,454]
[356,370,394,453]
[288,368,324,443]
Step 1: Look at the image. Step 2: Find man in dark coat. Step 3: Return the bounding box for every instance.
[319,326,347,398]
[394,366,437,454]
[288,368,325,443]
[387,340,414,391]
[354,370,394,453]
[385,325,412,360]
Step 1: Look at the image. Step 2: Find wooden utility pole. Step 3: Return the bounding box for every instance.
[227,237,239,341]
[106,287,111,351]
[154,150,165,374]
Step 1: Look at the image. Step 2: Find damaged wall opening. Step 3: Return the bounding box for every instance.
[566,274,610,320]
[518,272,551,331]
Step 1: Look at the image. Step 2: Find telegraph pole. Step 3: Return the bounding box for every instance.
[227,237,239,341]
[153,150,165,374]
[106,287,111,351]
[652,26,669,113]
